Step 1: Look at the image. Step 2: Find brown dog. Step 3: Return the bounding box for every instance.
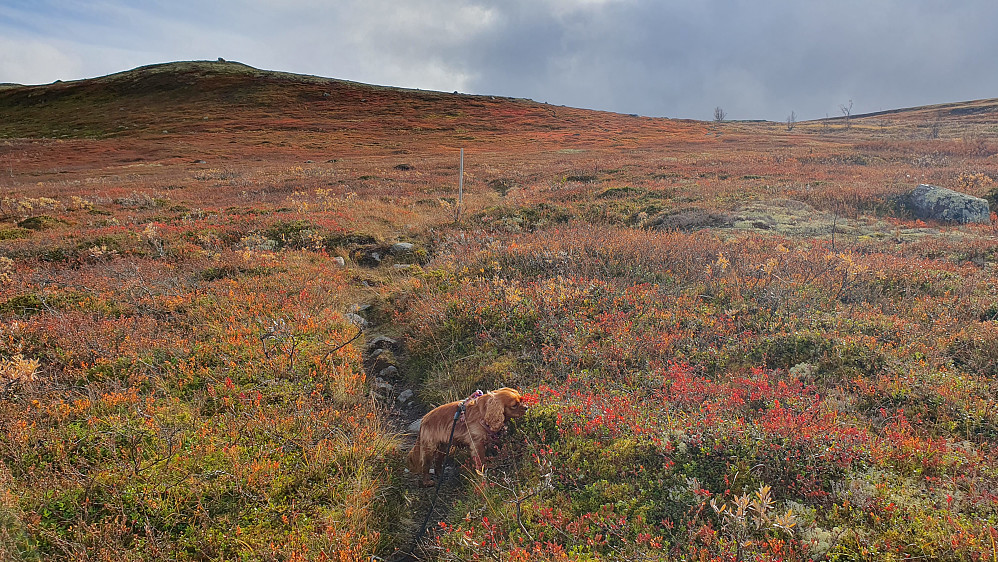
[407,388,528,487]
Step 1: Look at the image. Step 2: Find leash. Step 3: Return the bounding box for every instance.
[386,390,483,561]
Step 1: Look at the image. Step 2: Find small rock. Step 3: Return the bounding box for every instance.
[333,256,345,267]
[391,242,414,254]
[349,303,371,313]
[352,248,383,267]
[408,419,422,433]
[305,160,314,164]
[397,389,414,404]
[368,335,398,351]
[193,159,207,164]
[379,366,398,378]
[374,377,393,392]
[345,313,369,328]
[370,348,387,360]
[370,357,394,375]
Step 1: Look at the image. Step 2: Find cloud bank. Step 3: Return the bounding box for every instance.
[2,0,998,120]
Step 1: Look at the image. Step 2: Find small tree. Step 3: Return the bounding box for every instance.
[786,111,796,132]
[839,100,853,129]
[714,106,727,123]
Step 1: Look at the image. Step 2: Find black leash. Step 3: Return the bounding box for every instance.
[383,403,465,562]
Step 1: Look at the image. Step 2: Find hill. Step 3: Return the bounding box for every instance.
[1,61,997,561]
[0,60,673,144]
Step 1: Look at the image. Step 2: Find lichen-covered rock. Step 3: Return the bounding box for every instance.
[390,242,414,254]
[903,184,990,224]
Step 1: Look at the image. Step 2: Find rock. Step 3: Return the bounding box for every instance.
[370,355,391,371]
[408,419,422,433]
[374,377,393,392]
[390,242,414,254]
[397,389,414,404]
[370,354,395,374]
[370,350,396,375]
[344,313,369,328]
[378,366,398,378]
[349,303,371,313]
[333,256,345,267]
[193,159,207,164]
[903,184,990,224]
[351,248,383,267]
[368,335,398,352]
[370,348,387,359]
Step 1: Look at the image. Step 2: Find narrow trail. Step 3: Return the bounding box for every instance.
[356,310,468,561]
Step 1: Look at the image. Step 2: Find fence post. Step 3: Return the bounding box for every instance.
[457,148,464,220]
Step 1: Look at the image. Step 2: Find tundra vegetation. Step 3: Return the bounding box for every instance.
[1,61,998,561]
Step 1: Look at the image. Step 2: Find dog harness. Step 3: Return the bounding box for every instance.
[458,389,484,420]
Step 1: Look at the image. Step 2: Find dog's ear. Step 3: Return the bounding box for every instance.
[484,393,505,431]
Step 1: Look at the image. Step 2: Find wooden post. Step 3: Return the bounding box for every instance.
[458,148,464,220]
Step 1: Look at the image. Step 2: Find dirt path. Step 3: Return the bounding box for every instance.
[358,314,467,561]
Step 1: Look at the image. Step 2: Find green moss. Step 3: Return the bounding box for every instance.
[0,294,45,316]
[323,232,378,249]
[263,220,317,249]
[17,215,68,231]
[0,227,31,240]
[476,202,573,231]
[596,186,642,199]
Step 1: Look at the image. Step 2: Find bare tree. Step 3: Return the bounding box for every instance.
[786,111,796,132]
[713,106,726,123]
[839,100,853,129]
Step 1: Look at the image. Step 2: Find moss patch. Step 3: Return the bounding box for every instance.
[17,215,69,231]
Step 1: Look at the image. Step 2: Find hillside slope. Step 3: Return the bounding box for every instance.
[0,60,666,143]
[2,61,998,561]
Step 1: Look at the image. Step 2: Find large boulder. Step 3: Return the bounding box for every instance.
[903,184,990,224]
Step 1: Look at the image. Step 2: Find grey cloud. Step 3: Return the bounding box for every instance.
[2,0,998,120]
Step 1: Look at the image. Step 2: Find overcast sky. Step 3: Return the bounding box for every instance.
[2,0,997,121]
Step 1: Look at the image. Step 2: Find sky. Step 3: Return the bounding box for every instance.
[2,0,998,121]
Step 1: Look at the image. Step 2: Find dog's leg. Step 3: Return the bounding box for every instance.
[410,442,436,487]
[422,447,437,487]
[470,440,486,471]
[428,447,447,485]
